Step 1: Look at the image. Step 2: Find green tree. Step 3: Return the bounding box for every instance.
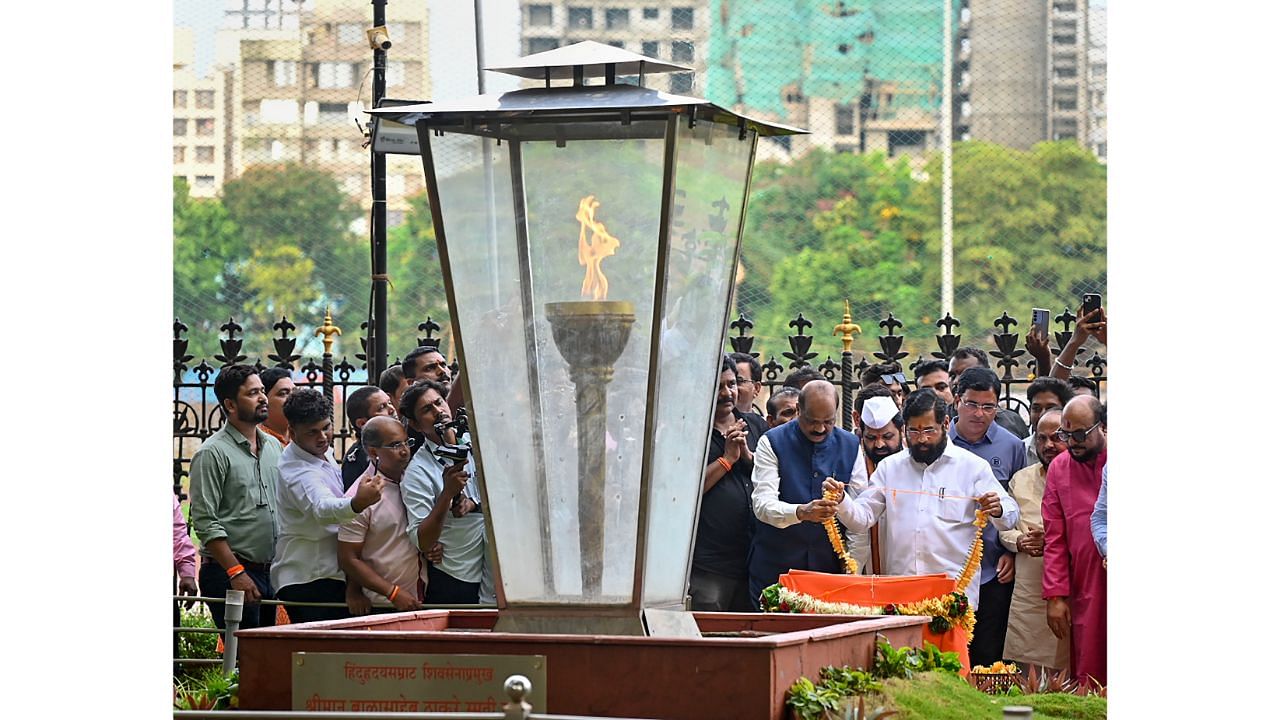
[386,191,450,360]
[173,177,249,360]
[220,163,365,358]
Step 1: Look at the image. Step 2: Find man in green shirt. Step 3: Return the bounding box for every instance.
[189,364,284,629]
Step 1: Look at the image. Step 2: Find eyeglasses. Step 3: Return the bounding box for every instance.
[905,426,941,439]
[1054,422,1101,444]
[959,400,1000,414]
[373,438,418,451]
[881,372,907,385]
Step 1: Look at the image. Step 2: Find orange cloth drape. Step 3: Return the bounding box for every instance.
[779,570,970,675]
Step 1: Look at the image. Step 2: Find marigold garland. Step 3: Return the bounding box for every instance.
[771,498,992,643]
[822,486,859,575]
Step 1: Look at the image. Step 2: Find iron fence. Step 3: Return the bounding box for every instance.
[173,304,1105,495]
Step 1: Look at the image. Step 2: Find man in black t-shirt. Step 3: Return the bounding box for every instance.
[689,357,768,612]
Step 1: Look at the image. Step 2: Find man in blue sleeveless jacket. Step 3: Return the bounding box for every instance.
[748,379,860,607]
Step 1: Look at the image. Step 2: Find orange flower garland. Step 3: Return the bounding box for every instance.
[822,486,859,575]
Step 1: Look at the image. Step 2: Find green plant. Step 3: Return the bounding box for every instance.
[174,668,238,710]
[912,643,962,675]
[177,604,220,664]
[787,677,843,720]
[819,666,882,697]
[871,640,923,680]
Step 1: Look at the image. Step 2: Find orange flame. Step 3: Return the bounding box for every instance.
[575,195,620,301]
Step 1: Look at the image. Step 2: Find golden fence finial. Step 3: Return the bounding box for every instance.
[832,298,861,353]
[315,306,342,355]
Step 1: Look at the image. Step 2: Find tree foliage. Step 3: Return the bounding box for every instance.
[739,141,1106,358]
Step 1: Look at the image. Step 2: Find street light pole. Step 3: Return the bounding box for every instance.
[940,0,955,317]
[369,0,389,380]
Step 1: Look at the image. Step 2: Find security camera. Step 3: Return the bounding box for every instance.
[366,26,391,51]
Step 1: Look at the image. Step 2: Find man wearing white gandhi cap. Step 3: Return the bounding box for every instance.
[840,387,905,574]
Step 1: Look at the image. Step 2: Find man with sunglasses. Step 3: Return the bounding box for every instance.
[1042,395,1108,687]
[339,416,429,614]
[860,362,908,408]
[749,379,861,606]
[949,366,1028,668]
[828,388,1018,613]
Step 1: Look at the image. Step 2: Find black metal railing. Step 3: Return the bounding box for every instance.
[173,306,1105,496]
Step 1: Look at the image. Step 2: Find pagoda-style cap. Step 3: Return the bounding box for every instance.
[487,39,691,80]
[367,41,807,137]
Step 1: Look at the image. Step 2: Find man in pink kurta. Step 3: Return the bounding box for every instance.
[1042,395,1107,687]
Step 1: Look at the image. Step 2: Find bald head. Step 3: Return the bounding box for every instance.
[362,415,411,480]
[1063,395,1104,427]
[361,415,403,450]
[1061,395,1106,464]
[797,380,839,444]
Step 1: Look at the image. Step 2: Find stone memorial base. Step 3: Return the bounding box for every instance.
[235,609,927,720]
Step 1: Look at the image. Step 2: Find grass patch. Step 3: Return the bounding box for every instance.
[874,672,1106,720]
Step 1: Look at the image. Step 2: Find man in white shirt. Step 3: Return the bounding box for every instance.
[339,416,428,614]
[272,389,383,623]
[828,388,1020,609]
[399,380,494,605]
[846,388,905,574]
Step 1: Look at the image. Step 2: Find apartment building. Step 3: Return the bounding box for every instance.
[174,27,228,198]
[518,2,706,95]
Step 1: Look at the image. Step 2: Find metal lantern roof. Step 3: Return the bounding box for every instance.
[366,42,807,138]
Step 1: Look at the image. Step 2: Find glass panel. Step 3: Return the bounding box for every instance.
[643,120,755,605]
[431,121,668,605]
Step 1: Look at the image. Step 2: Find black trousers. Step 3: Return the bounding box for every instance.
[276,578,351,624]
[688,568,755,612]
[969,577,1015,666]
[198,561,276,630]
[424,563,480,605]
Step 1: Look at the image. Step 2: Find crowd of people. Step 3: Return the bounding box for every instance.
[694,305,1108,687]
[172,307,1108,688]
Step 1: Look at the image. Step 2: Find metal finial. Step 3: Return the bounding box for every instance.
[315,307,342,355]
[832,298,862,353]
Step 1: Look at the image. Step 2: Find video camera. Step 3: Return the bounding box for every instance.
[432,406,471,467]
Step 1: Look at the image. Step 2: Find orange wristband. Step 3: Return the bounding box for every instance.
[387,585,400,602]
[226,564,245,579]
[717,457,733,473]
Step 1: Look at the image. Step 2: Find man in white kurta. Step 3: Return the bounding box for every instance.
[831,389,1019,609]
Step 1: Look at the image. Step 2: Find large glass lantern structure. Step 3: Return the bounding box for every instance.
[369,41,803,635]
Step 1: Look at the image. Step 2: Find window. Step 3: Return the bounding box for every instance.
[196,146,215,163]
[834,143,856,154]
[527,4,552,26]
[173,90,187,108]
[643,8,659,20]
[338,23,363,44]
[642,40,660,57]
[1053,67,1077,80]
[526,37,559,54]
[1054,98,1078,111]
[315,62,356,88]
[271,60,297,87]
[196,90,215,109]
[173,119,187,136]
[196,118,215,136]
[672,7,694,30]
[568,7,593,29]
[194,176,216,190]
[386,61,405,87]
[173,146,185,163]
[271,139,286,161]
[260,99,298,124]
[606,8,629,30]
[671,41,694,62]
[607,40,625,49]
[834,104,855,135]
[887,130,926,157]
[318,102,348,125]
[670,72,693,93]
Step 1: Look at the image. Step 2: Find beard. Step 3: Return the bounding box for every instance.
[908,436,947,465]
[866,444,901,464]
[1069,444,1101,464]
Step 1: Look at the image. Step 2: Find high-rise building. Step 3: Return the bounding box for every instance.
[1086,1,1106,161]
[518,2,706,95]
[204,0,430,221]
[174,27,229,198]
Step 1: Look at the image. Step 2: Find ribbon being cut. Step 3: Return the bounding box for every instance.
[759,505,990,675]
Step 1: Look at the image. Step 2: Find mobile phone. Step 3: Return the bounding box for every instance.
[1081,293,1102,319]
[1031,308,1050,337]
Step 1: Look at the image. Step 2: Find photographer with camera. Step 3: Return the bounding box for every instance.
[398,380,493,605]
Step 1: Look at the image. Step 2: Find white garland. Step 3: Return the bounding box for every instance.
[776,586,885,616]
